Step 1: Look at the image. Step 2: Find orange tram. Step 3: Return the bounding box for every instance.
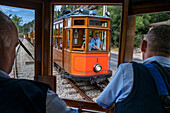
[1,0,169,112]
[53,9,112,80]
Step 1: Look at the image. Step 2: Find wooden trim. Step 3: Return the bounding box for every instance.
[50,4,54,75]
[34,4,43,76]
[62,19,65,68]
[130,2,170,15]
[124,15,136,62]
[85,28,89,52]
[51,1,122,5]
[34,75,56,92]
[62,98,115,112]
[70,29,73,51]
[42,1,52,76]
[118,0,129,66]
[106,30,110,52]
[0,0,42,10]
[72,48,84,51]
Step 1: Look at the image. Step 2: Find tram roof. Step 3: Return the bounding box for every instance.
[54,10,111,22]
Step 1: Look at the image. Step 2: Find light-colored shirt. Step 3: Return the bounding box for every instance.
[0,70,75,113]
[96,56,170,107]
[91,37,101,48]
[82,41,95,51]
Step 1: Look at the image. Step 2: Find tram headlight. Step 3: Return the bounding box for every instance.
[93,64,102,72]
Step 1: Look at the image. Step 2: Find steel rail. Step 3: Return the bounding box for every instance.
[65,78,93,102]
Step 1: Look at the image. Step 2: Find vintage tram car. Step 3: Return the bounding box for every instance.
[53,9,112,80]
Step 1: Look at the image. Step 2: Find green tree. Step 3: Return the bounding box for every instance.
[11,15,23,32]
[97,6,122,47]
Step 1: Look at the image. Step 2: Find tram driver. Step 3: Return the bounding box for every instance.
[82,36,101,51]
[0,11,76,113]
[91,32,101,49]
[96,25,170,113]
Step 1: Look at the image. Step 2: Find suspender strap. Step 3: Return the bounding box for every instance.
[151,61,170,93]
[144,63,169,96]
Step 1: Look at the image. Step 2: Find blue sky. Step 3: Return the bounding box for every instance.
[0,5,35,25]
[0,5,61,26]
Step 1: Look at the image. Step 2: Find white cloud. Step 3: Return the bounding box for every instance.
[0,6,19,12]
[55,5,62,11]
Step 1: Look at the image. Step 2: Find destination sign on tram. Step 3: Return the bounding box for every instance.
[89,20,107,27]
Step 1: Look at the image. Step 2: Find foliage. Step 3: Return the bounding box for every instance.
[97,6,122,47]
[23,5,170,48]
[21,20,35,34]
[97,6,170,47]
[11,15,23,32]
[135,12,170,47]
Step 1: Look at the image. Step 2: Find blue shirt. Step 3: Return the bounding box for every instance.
[83,41,95,51]
[96,56,170,107]
[91,37,101,48]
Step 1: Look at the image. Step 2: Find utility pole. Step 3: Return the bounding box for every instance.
[103,5,107,16]
[103,6,107,50]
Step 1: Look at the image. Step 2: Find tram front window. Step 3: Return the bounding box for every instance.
[89,30,107,51]
[72,28,85,51]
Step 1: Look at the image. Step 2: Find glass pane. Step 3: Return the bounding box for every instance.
[89,20,108,27]
[88,30,107,51]
[72,28,85,51]
[56,24,58,36]
[68,18,71,27]
[59,38,62,50]
[59,23,63,36]
[74,20,85,25]
[101,31,107,51]
[73,29,79,44]
[67,30,70,49]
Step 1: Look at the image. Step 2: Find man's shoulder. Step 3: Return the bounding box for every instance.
[119,62,134,68]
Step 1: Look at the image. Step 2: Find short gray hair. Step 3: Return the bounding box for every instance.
[0,11,17,48]
[146,25,170,56]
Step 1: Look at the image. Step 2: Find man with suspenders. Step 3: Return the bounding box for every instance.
[97,25,170,113]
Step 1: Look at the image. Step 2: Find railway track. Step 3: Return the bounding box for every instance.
[54,64,109,102]
[13,38,109,102]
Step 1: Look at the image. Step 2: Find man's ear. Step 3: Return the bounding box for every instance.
[141,40,147,52]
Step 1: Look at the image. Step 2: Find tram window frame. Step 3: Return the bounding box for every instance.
[53,24,59,49]
[68,18,71,27]
[59,22,63,36]
[72,18,86,27]
[53,22,63,51]
[88,18,109,28]
[72,28,85,51]
[65,29,70,50]
[87,29,109,52]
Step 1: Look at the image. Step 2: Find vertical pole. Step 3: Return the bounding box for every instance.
[118,0,136,66]
[35,2,56,92]
[85,17,89,52]
[124,16,136,62]
[35,4,43,76]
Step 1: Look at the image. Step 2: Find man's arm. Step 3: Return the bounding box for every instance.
[46,89,76,113]
[96,63,134,107]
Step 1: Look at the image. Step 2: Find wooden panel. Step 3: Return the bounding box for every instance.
[118,0,136,65]
[0,0,42,10]
[130,2,170,15]
[51,0,122,4]
[62,98,109,112]
[42,1,52,76]
[64,50,71,73]
[35,3,43,76]
[34,75,56,92]
[53,49,62,67]
[124,15,136,62]
[118,0,129,66]
[62,19,65,68]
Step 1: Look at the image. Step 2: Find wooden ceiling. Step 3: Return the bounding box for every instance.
[0,0,170,15]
